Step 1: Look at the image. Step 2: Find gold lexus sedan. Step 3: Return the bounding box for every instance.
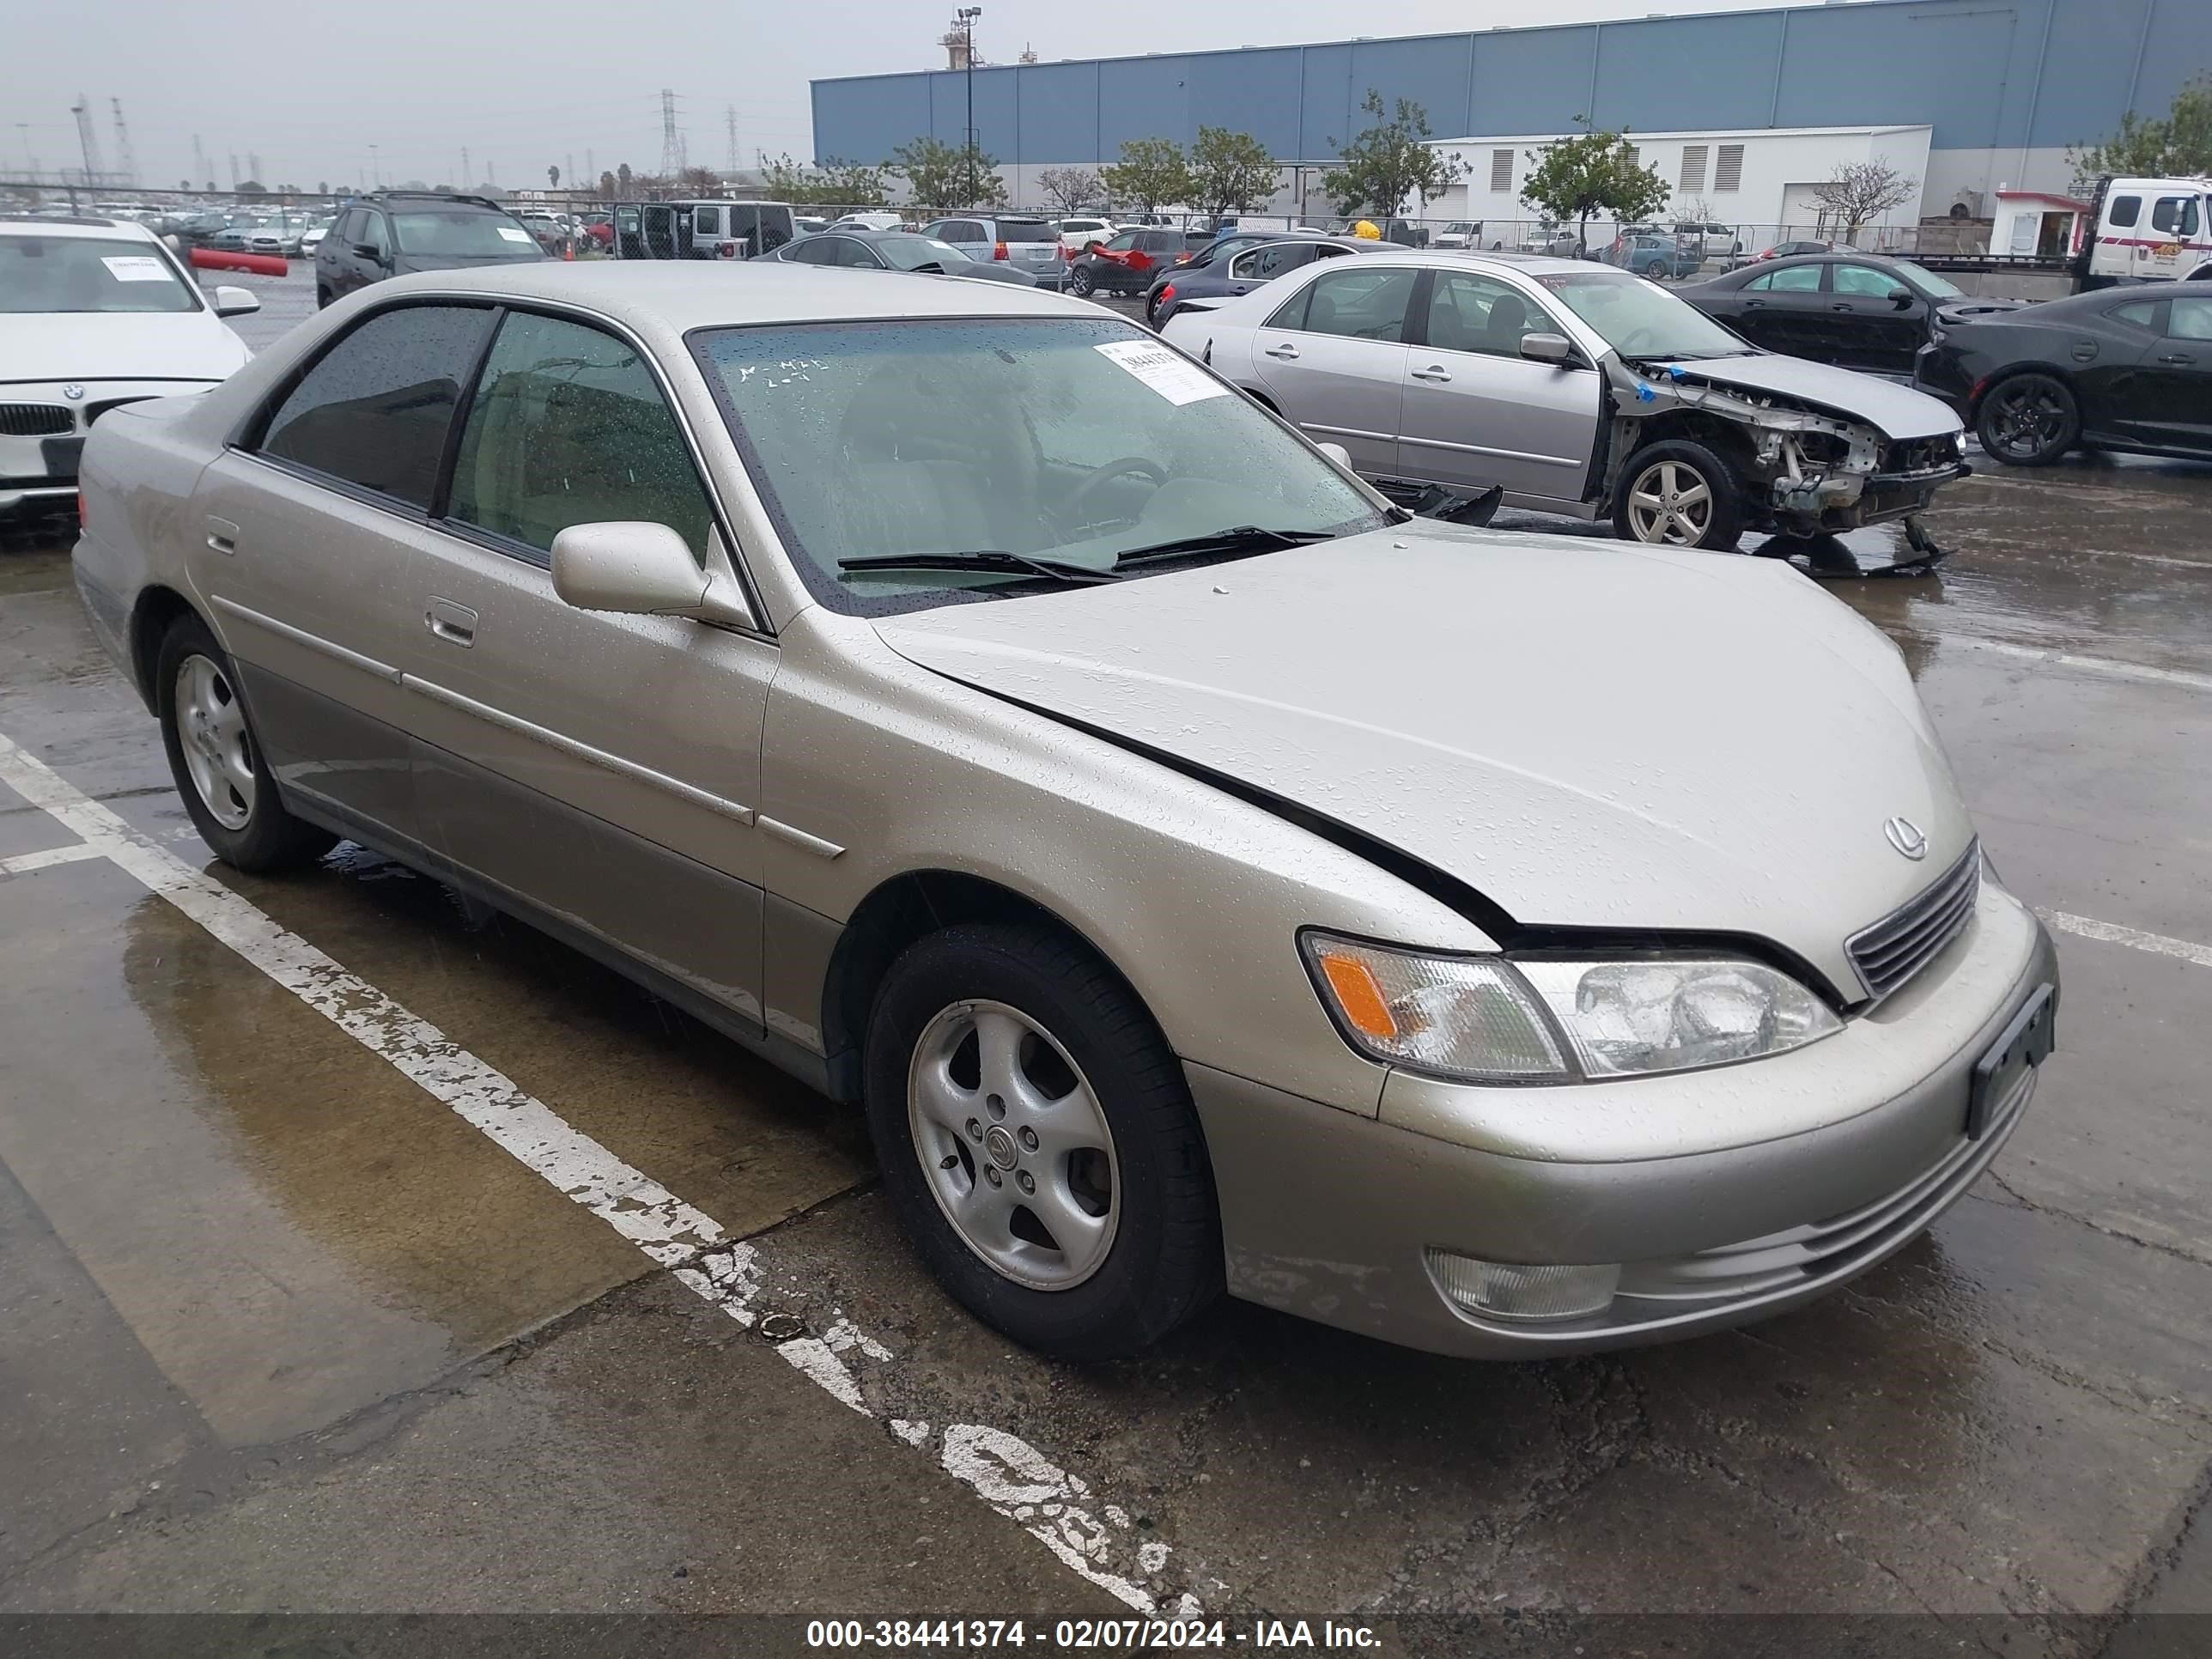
[73,264,2057,1361]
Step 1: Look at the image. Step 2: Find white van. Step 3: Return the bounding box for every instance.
[2083,177,2212,285]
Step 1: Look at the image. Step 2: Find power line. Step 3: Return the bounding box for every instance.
[659,89,682,179]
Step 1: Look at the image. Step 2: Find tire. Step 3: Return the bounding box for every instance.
[1067,264,1097,298]
[155,613,337,872]
[1144,290,1164,328]
[1613,439,1746,550]
[314,283,333,309]
[1975,372,2080,466]
[863,921,1222,1362]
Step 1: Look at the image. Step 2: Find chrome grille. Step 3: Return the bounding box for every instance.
[1847,838,1981,1000]
[0,404,74,437]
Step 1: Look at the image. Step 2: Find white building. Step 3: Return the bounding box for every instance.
[1423,124,1936,245]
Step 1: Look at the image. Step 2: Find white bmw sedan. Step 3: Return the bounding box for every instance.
[73,263,2057,1361]
[2,215,258,524]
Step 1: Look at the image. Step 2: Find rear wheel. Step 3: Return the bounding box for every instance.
[1067,264,1097,298]
[1613,440,1745,550]
[863,922,1221,1361]
[155,614,336,872]
[314,283,333,308]
[1976,372,2079,466]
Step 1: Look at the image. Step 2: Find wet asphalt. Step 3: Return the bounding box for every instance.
[0,270,2207,1650]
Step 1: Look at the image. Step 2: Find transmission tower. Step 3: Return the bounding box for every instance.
[192,132,210,191]
[110,99,137,186]
[228,151,240,190]
[70,94,106,186]
[659,89,682,179]
[726,105,738,174]
[461,147,471,189]
[248,152,262,186]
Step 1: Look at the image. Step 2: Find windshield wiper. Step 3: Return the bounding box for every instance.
[1109,526,1339,569]
[836,550,1119,586]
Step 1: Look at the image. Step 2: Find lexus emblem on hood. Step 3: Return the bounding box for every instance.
[1884,816,1929,860]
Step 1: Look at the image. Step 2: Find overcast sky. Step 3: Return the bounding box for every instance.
[8,0,1790,192]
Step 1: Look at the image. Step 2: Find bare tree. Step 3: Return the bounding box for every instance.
[1810,161,1917,243]
[1037,167,1103,216]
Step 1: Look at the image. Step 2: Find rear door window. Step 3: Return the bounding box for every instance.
[693,205,723,238]
[1231,243,1320,281]
[446,310,714,561]
[2106,195,2142,229]
[1746,264,1821,292]
[2169,298,2212,341]
[257,304,494,509]
[1275,266,1418,341]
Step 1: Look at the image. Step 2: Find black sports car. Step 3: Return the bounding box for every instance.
[1915,283,2212,466]
[1680,252,2019,378]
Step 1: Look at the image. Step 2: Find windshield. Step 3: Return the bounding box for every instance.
[878,234,972,270]
[0,235,198,314]
[692,316,1388,615]
[1891,259,1964,299]
[1536,270,1753,359]
[390,210,544,258]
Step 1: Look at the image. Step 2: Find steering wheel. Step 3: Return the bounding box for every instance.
[1057,456,1169,530]
[1619,325,1662,356]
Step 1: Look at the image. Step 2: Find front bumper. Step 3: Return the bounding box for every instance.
[1188,883,2057,1358]
[3,381,214,516]
[1770,458,1969,532]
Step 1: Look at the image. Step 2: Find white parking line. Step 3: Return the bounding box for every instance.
[1947,635,2212,694]
[0,840,105,878]
[2043,910,2212,971]
[0,726,1190,1617]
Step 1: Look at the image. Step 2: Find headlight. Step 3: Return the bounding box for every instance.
[1303,934,1840,1083]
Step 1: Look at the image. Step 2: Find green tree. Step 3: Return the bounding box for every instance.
[547,164,561,190]
[1187,126,1277,222]
[599,169,617,201]
[1518,119,1669,255]
[617,162,634,197]
[1322,89,1468,218]
[890,136,1005,209]
[815,156,890,207]
[678,165,722,196]
[2069,71,2212,192]
[1038,167,1103,215]
[758,152,817,199]
[1100,137,1190,215]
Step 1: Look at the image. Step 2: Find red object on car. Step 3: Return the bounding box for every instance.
[189,246,286,277]
[994,240,1009,261]
[1158,282,1176,306]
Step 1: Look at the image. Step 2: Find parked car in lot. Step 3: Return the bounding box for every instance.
[1754,239,1841,262]
[1147,235,1373,328]
[1431,222,1480,250]
[72,261,2057,1362]
[1681,252,2021,379]
[315,191,544,306]
[1915,282,2212,465]
[754,229,1036,286]
[1066,227,1185,296]
[1607,234,1699,280]
[1052,217,1119,259]
[1161,250,1970,550]
[915,215,1062,283]
[1140,228,1335,321]
[828,212,905,234]
[0,215,256,524]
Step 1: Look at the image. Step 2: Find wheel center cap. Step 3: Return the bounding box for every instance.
[983,1126,1018,1170]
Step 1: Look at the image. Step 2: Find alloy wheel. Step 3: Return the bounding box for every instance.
[173,653,257,830]
[1985,380,2068,461]
[907,1000,1121,1291]
[1625,459,1715,545]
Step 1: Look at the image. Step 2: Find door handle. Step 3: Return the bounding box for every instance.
[1409,365,1453,382]
[1744,299,1765,309]
[425,597,478,647]
[1831,302,1855,312]
[204,515,238,555]
[2158,352,2195,366]
[1262,342,1301,359]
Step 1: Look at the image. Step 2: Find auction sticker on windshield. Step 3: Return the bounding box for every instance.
[496,227,532,243]
[100,256,173,282]
[1095,339,1228,405]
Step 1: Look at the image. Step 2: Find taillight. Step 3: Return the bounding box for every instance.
[994,241,1008,260]
[1060,245,1073,261]
[76,490,86,527]
[1158,283,1176,304]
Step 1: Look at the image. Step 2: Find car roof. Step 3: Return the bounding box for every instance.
[0,215,158,240]
[370,260,1100,327]
[1332,248,1598,277]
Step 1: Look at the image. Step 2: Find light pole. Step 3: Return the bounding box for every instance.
[957,6,982,205]
[369,143,380,188]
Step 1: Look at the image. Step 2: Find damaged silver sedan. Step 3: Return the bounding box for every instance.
[1158,252,1968,556]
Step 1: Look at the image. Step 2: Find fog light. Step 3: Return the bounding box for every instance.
[1425,1251,1620,1322]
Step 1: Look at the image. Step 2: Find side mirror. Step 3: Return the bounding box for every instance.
[352,242,382,261]
[1315,441,1354,471]
[1888,288,1916,308]
[210,285,261,318]
[550,521,755,629]
[1520,331,1575,365]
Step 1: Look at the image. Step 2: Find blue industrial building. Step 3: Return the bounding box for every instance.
[811,0,2208,214]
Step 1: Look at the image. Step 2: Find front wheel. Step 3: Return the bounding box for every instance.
[863,922,1222,1361]
[156,614,337,872]
[1613,440,1745,550]
[1976,372,2079,466]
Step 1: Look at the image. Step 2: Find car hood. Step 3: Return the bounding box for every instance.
[1650,352,1960,440]
[873,525,1972,996]
[0,311,247,385]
